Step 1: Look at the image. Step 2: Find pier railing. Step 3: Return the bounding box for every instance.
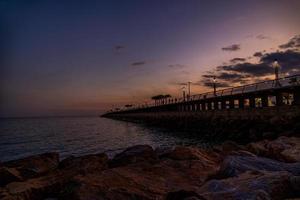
[111,74,300,112]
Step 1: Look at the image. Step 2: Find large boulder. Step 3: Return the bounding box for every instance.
[0,167,23,187]
[213,141,245,156]
[59,153,108,174]
[61,151,220,200]
[1,170,69,200]
[0,153,108,200]
[198,171,296,200]
[247,136,300,162]
[109,145,158,167]
[218,155,300,178]
[0,153,59,187]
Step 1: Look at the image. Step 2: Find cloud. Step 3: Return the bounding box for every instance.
[131,61,146,66]
[202,81,230,88]
[113,45,126,54]
[221,44,240,51]
[168,64,186,69]
[217,72,250,80]
[199,35,300,88]
[230,57,246,63]
[253,52,263,57]
[114,45,125,51]
[256,34,270,40]
[217,62,273,76]
[279,35,300,49]
[260,50,300,71]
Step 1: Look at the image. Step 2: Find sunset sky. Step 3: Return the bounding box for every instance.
[1,0,300,117]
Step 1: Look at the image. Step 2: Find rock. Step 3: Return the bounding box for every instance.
[198,171,295,200]
[59,153,108,174]
[3,170,68,200]
[159,146,220,163]
[0,167,22,187]
[109,145,158,167]
[218,155,300,178]
[62,152,220,200]
[155,146,174,158]
[290,176,300,193]
[0,153,108,200]
[262,131,277,139]
[165,190,206,200]
[247,136,300,162]
[213,141,244,155]
[0,153,59,186]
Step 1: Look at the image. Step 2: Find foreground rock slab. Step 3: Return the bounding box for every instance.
[198,171,296,200]
[218,155,300,178]
[247,136,300,162]
[0,153,59,187]
[64,146,220,200]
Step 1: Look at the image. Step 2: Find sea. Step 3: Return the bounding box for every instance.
[0,116,208,162]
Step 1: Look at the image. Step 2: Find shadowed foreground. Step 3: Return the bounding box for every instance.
[1,136,300,200]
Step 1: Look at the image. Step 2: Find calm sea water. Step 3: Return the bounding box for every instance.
[0,117,207,162]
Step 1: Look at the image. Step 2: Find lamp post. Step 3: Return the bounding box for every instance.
[273,59,281,87]
[213,76,217,96]
[181,86,186,102]
[187,81,191,100]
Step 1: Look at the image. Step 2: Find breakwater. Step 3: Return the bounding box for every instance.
[102,75,300,142]
[103,105,300,143]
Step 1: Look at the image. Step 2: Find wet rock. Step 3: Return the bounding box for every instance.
[165,190,206,200]
[247,136,300,162]
[0,153,108,200]
[63,152,220,200]
[218,155,300,178]
[109,145,158,167]
[0,167,22,187]
[198,171,294,200]
[59,153,108,174]
[0,153,59,186]
[159,146,220,164]
[154,146,174,158]
[213,141,245,155]
[290,176,300,194]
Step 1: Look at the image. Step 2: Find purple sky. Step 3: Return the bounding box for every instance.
[1,0,300,117]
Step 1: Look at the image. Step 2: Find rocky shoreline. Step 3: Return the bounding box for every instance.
[1,136,300,200]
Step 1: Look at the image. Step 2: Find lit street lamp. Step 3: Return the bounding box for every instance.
[213,76,217,96]
[181,86,186,101]
[273,59,281,87]
[187,81,192,100]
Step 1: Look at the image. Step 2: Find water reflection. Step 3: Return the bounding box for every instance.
[0,117,208,162]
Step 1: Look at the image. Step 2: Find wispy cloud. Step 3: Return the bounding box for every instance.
[256,34,270,40]
[113,45,126,54]
[131,61,146,66]
[168,64,187,69]
[230,57,246,63]
[221,44,240,51]
[253,52,263,57]
[279,35,300,49]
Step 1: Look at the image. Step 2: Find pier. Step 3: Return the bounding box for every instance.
[104,74,300,115]
[102,74,300,142]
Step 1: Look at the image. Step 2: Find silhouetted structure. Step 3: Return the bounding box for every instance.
[104,74,300,115]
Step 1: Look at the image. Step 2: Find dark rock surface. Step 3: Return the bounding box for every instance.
[218,155,300,178]
[0,153,59,187]
[198,171,295,200]
[109,145,158,168]
[247,136,300,162]
[0,136,299,200]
